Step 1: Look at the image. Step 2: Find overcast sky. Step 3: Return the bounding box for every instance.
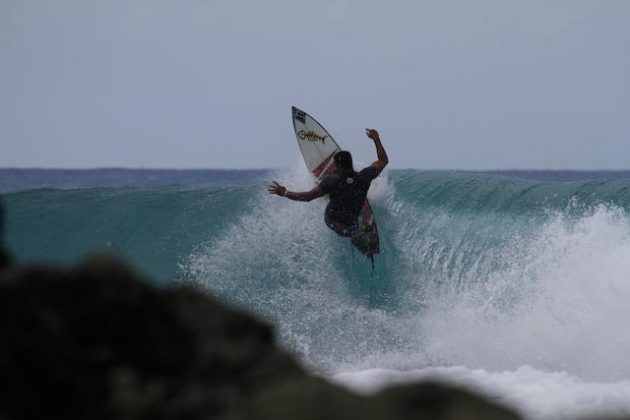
[1,0,629,169]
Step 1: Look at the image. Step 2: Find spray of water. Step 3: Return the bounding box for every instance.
[416,203,630,381]
[184,168,630,385]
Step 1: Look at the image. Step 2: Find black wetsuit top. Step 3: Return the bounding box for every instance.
[319,167,380,226]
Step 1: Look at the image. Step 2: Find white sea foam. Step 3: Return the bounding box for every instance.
[411,204,630,381]
[331,366,630,419]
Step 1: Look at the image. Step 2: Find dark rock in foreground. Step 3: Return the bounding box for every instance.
[0,255,520,420]
[0,202,10,269]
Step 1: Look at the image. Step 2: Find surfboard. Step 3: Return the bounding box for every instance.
[291,106,380,260]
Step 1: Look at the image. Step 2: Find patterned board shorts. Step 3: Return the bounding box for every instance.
[324,214,358,238]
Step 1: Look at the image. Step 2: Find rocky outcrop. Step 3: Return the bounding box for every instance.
[0,255,308,419]
[0,255,520,420]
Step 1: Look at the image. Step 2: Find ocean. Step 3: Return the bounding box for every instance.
[3,166,630,419]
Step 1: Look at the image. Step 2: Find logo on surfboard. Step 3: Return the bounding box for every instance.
[297,130,328,144]
[294,110,306,124]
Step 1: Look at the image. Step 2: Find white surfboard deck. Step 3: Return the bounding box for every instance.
[291,107,341,182]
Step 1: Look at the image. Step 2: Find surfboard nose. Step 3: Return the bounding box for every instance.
[292,106,302,119]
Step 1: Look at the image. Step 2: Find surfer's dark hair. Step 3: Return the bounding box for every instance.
[334,151,353,171]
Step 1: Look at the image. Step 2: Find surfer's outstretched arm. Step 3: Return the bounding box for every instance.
[267,181,325,202]
[366,129,388,173]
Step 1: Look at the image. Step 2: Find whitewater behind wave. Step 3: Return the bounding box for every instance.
[183,165,630,418]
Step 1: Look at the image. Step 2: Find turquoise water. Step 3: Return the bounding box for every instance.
[5,169,630,287]
[4,185,254,282]
[5,168,630,417]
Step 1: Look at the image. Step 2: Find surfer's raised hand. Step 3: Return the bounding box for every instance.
[365,128,380,141]
[367,128,389,173]
[267,181,286,197]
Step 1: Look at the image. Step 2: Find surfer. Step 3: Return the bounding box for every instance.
[268,128,388,239]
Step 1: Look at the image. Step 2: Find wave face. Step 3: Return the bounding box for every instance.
[4,185,257,282]
[181,170,630,380]
[5,168,630,417]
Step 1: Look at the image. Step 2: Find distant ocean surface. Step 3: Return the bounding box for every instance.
[4,167,630,419]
